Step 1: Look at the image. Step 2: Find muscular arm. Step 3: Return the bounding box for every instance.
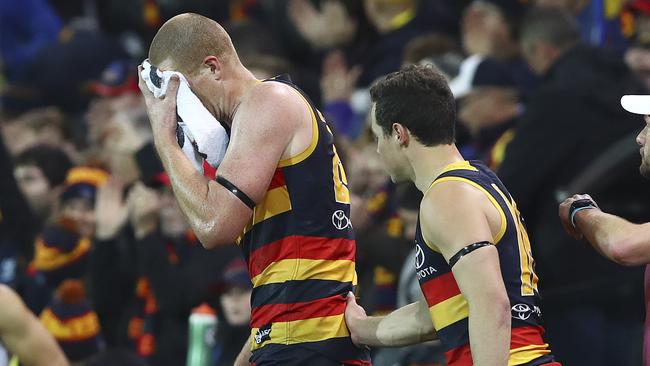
[345,296,436,347]
[420,182,511,366]
[141,76,305,248]
[0,285,68,366]
[574,209,650,266]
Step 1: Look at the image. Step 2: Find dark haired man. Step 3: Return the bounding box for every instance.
[344,65,559,366]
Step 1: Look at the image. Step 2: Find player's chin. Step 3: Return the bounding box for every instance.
[640,161,650,180]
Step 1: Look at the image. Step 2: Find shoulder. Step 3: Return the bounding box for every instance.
[236,81,309,133]
[419,179,493,247]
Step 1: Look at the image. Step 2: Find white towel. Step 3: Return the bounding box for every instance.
[140,59,229,172]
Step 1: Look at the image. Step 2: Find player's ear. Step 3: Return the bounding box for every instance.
[203,56,223,80]
[392,123,410,147]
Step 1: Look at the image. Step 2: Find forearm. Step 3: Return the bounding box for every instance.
[576,209,645,265]
[357,301,436,347]
[234,335,252,366]
[154,133,214,226]
[468,300,511,366]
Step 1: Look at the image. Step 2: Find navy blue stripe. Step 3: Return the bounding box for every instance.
[251,336,370,365]
[251,280,352,308]
[522,354,557,366]
[436,317,469,351]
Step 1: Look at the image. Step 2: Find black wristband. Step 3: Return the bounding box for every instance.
[568,198,597,228]
[216,175,256,210]
[449,241,493,268]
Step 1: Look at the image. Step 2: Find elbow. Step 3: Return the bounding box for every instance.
[195,220,239,249]
[609,239,643,266]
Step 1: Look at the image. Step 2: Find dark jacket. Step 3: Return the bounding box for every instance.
[497,44,649,304]
[91,229,238,366]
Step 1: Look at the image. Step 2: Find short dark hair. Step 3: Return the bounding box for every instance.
[14,144,73,187]
[369,65,456,146]
[520,7,581,49]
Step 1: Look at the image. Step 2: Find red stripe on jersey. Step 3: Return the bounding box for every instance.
[421,271,462,306]
[268,169,286,190]
[511,326,547,348]
[250,294,345,328]
[445,344,472,366]
[248,236,356,278]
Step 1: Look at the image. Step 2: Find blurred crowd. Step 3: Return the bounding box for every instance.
[2,0,650,365]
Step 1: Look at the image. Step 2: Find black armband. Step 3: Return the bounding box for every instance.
[216,175,255,210]
[449,241,493,268]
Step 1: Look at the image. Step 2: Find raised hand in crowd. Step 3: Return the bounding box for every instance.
[320,50,362,104]
[94,177,128,240]
[288,0,357,50]
[127,182,161,240]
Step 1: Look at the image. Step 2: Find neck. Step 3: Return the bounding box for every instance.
[216,65,259,125]
[407,143,465,193]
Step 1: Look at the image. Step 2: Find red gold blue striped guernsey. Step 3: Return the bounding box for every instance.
[239,75,370,366]
[415,160,559,366]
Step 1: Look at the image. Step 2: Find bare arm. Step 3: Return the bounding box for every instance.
[233,335,252,366]
[559,194,650,266]
[421,182,511,366]
[0,285,69,366]
[138,73,301,248]
[345,294,436,347]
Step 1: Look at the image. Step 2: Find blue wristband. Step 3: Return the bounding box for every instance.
[570,205,596,228]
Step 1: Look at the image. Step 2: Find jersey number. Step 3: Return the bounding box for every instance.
[492,184,539,296]
[332,145,350,204]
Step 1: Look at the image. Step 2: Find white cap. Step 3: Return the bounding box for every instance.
[621,95,650,115]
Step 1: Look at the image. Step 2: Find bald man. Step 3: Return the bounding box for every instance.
[0,285,68,366]
[138,14,369,366]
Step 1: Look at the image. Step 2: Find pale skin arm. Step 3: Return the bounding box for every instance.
[233,335,252,366]
[345,294,437,347]
[0,285,69,366]
[559,194,650,266]
[420,182,511,366]
[138,70,301,248]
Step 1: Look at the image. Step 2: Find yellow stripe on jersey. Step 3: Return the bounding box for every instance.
[491,184,539,296]
[251,259,356,288]
[428,293,469,330]
[278,91,320,168]
[427,176,507,246]
[437,161,479,176]
[250,314,350,351]
[509,344,552,366]
[243,185,292,236]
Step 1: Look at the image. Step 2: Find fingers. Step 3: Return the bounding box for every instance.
[137,65,153,99]
[165,75,181,102]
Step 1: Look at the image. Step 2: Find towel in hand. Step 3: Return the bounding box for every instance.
[140,59,229,172]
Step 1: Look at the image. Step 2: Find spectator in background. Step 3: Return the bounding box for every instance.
[0,0,62,82]
[622,0,650,90]
[40,279,106,364]
[26,166,108,313]
[90,143,238,366]
[214,258,252,366]
[0,135,41,288]
[498,8,649,365]
[452,58,522,167]
[14,145,74,228]
[534,0,628,51]
[458,0,538,96]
